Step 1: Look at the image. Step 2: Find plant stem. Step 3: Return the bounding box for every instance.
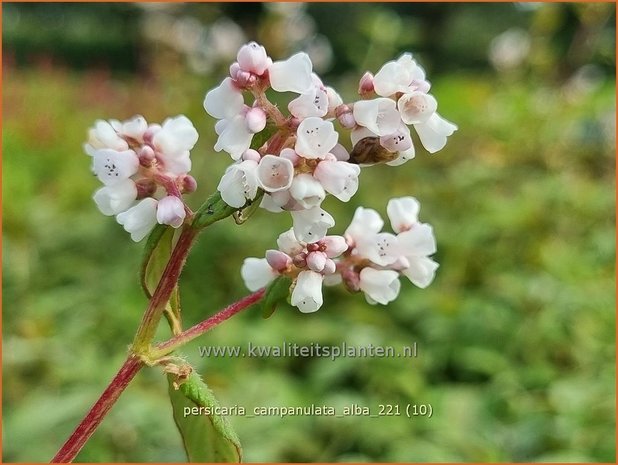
[132,226,198,353]
[50,356,143,463]
[152,288,265,358]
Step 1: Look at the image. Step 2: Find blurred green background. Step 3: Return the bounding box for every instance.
[3,2,616,462]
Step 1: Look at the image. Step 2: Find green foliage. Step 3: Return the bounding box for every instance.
[168,371,242,462]
[261,276,293,319]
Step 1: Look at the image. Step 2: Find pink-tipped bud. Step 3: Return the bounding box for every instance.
[335,104,356,129]
[138,146,155,167]
[235,70,256,88]
[279,148,300,166]
[245,107,267,134]
[292,253,307,268]
[266,249,292,272]
[143,124,161,145]
[181,174,198,193]
[358,71,375,96]
[156,195,186,228]
[236,42,270,76]
[306,251,327,273]
[342,267,361,292]
[242,148,261,162]
[229,62,241,80]
[323,258,336,275]
[135,178,157,199]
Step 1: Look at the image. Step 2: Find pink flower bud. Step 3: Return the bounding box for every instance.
[135,178,157,199]
[229,62,241,80]
[265,249,292,272]
[335,104,356,129]
[138,145,155,167]
[342,267,361,292]
[143,124,161,145]
[242,149,261,162]
[279,148,300,166]
[245,107,267,134]
[358,71,375,96]
[323,258,336,275]
[235,70,256,88]
[236,42,270,76]
[156,195,186,228]
[181,174,198,193]
[307,251,328,273]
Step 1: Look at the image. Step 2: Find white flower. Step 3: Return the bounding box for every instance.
[313,160,360,202]
[401,256,439,289]
[217,160,259,208]
[373,53,427,97]
[214,114,253,160]
[413,113,458,154]
[320,235,349,257]
[92,149,140,186]
[291,270,324,313]
[359,268,401,305]
[153,115,199,156]
[288,83,329,119]
[277,228,304,256]
[236,42,270,76]
[112,115,148,143]
[256,155,294,192]
[85,120,128,154]
[350,125,378,146]
[387,197,420,233]
[352,98,401,136]
[159,152,192,175]
[92,179,137,216]
[355,232,401,266]
[344,207,384,246]
[397,223,437,257]
[241,257,278,291]
[379,125,413,153]
[156,195,186,228]
[268,52,313,94]
[116,197,158,242]
[291,206,335,243]
[386,146,415,167]
[398,92,437,125]
[326,86,343,112]
[289,174,325,209]
[294,117,339,159]
[204,77,245,120]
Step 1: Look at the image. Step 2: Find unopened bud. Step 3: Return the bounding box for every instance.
[229,62,241,80]
[292,253,307,268]
[266,249,292,272]
[335,104,356,129]
[358,71,375,96]
[323,258,336,275]
[138,146,155,167]
[245,107,267,134]
[236,42,270,76]
[306,251,327,273]
[235,70,257,88]
[181,174,198,193]
[242,149,261,162]
[156,195,186,228]
[279,148,300,166]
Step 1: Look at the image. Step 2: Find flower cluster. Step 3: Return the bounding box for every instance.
[241,197,438,312]
[204,42,456,245]
[84,115,199,241]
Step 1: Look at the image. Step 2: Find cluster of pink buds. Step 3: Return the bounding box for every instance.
[241,197,438,312]
[204,42,456,245]
[84,115,199,241]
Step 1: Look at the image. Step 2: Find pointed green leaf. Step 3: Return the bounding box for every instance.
[141,224,175,298]
[261,275,292,319]
[168,371,242,463]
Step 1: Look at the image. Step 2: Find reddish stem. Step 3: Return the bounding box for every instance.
[50,356,143,463]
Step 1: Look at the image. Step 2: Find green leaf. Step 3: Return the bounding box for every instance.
[140,224,175,298]
[249,122,278,151]
[168,371,242,463]
[261,275,292,319]
[233,190,264,225]
[192,191,237,230]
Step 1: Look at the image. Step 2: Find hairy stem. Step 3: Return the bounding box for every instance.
[50,356,143,463]
[152,288,265,358]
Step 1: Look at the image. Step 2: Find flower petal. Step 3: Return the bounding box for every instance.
[291,270,324,313]
[268,52,314,94]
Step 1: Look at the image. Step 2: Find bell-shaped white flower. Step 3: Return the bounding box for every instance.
[277,228,304,256]
[386,146,415,167]
[397,223,437,258]
[241,257,278,291]
[159,152,192,175]
[217,160,259,208]
[93,149,140,186]
[204,77,245,120]
[291,270,324,313]
[344,207,384,245]
[380,125,413,153]
[355,232,401,266]
[92,179,137,216]
[413,113,458,154]
[398,92,437,125]
[373,53,426,97]
[306,251,328,273]
[236,42,270,76]
[387,197,420,233]
[86,120,128,154]
[353,98,401,136]
[268,52,313,94]
[401,256,439,289]
[113,115,148,143]
[288,86,329,119]
[359,268,401,305]
[290,174,326,209]
[116,197,158,242]
[295,117,339,159]
[320,235,348,257]
[214,114,253,160]
[291,206,335,243]
[153,115,199,156]
[156,195,186,228]
[313,160,360,202]
[257,155,294,192]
